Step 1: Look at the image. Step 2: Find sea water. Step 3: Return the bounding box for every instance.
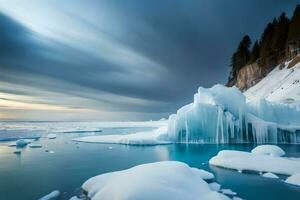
[0,122,299,200]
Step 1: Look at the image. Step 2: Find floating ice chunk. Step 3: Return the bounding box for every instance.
[47,134,57,139]
[16,139,30,147]
[209,182,221,191]
[285,173,300,186]
[82,161,230,200]
[29,143,42,148]
[209,150,300,175]
[221,189,237,196]
[251,145,285,157]
[232,197,243,200]
[69,196,81,200]
[262,172,279,179]
[39,190,60,200]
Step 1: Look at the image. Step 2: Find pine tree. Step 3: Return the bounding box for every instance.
[271,13,289,62]
[288,5,300,42]
[249,40,260,63]
[229,35,251,83]
[259,20,276,68]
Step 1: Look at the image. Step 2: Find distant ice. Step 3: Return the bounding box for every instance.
[262,172,279,179]
[81,161,231,200]
[74,126,170,145]
[47,134,57,139]
[38,190,60,200]
[29,143,42,148]
[285,173,300,186]
[209,147,300,175]
[251,145,285,157]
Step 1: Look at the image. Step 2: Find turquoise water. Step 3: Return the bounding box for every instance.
[0,127,300,200]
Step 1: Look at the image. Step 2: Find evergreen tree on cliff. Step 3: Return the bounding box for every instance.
[271,13,289,62]
[228,35,251,85]
[250,40,260,63]
[259,19,276,69]
[288,5,300,42]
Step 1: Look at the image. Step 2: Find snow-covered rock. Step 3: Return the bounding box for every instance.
[251,145,285,157]
[285,173,300,186]
[38,190,60,200]
[81,161,231,200]
[262,172,279,179]
[47,134,57,139]
[209,149,300,175]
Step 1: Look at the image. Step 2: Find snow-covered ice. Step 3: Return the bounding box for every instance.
[209,148,300,175]
[285,173,300,186]
[262,172,279,179]
[251,145,285,157]
[74,126,170,145]
[81,161,231,200]
[38,190,60,200]
[209,182,221,191]
[29,143,42,148]
[47,134,57,139]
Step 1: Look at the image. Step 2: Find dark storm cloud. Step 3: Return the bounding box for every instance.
[0,0,299,120]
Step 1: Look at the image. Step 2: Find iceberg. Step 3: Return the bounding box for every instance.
[165,85,300,144]
[81,161,231,200]
[16,139,31,147]
[285,173,300,186]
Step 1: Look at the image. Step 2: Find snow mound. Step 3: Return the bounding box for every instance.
[262,172,279,179]
[209,149,300,175]
[251,145,285,157]
[47,134,57,139]
[74,126,170,145]
[82,161,231,200]
[285,173,300,186]
[38,190,60,200]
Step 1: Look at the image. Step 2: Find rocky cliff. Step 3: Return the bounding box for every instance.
[235,63,266,91]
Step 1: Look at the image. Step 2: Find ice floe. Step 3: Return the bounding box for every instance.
[29,143,42,148]
[262,172,279,179]
[251,145,285,157]
[74,126,170,145]
[38,190,60,200]
[47,134,57,139]
[81,161,231,200]
[209,148,300,175]
[285,173,300,186]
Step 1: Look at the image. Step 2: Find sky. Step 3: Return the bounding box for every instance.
[0,0,299,121]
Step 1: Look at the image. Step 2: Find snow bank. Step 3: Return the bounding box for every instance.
[251,145,285,157]
[81,161,231,200]
[209,150,300,175]
[74,126,170,145]
[38,190,60,200]
[285,173,300,186]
